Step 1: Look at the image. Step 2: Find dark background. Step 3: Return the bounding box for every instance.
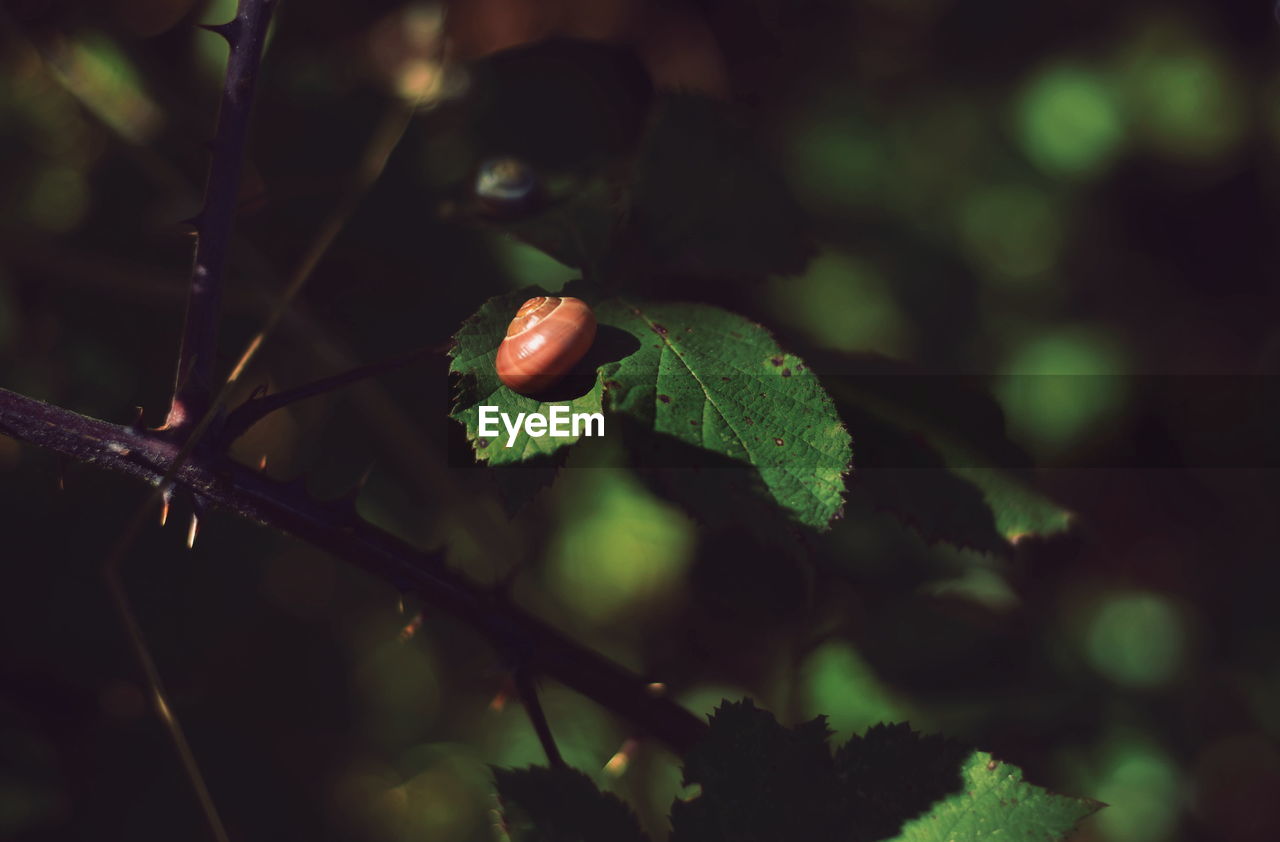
[1,0,1278,840]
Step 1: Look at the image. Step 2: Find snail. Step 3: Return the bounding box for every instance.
[474,156,539,216]
[496,296,597,395]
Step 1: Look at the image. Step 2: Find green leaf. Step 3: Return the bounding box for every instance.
[885,751,1102,842]
[596,299,851,530]
[835,723,973,841]
[449,290,852,529]
[839,403,1008,555]
[824,355,1073,548]
[949,467,1073,544]
[493,766,649,842]
[670,699,842,842]
[668,700,1100,842]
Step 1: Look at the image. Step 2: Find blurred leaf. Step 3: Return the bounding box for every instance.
[494,766,649,842]
[840,403,1007,555]
[547,466,695,624]
[802,643,907,740]
[629,94,814,280]
[824,355,1072,548]
[451,290,851,529]
[496,177,623,275]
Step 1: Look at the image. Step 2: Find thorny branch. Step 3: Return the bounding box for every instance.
[0,389,709,754]
[166,0,277,434]
[1,0,708,810]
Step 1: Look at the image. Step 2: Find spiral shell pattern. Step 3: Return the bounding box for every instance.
[495,296,597,395]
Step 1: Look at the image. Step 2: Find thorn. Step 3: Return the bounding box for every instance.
[186,511,199,549]
[159,487,173,527]
[57,473,65,492]
[153,688,175,725]
[603,739,639,777]
[489,676,515,712]
[257,454,268,471]
[130,406,146,430]
[397,595,405,614]
[329,465,374,520]
[646,682,667,698]
[398,611,423,642]
[197,19,241,43]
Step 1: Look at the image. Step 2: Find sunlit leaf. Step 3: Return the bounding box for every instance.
[450,289,852,529]
[886,750,1102,842]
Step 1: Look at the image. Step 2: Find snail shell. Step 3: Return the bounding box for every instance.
[495,296,597,395]
[475,156,539,215]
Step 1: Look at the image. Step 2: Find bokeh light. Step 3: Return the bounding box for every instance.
[1116,21,1245,163]
[996,325,1130,456]
[767,250,912,356]
[784,98,883,214]
[52,35,162,144]
[546,467,695,624]
[958,182,1063,285]
[801,641,905,739]
[1093,737,1182,842]
[1085,591,1188,688]
[491,234,577,291]
[22,166,89,233]
[1016,65,1125,179]
[354,635,443,748]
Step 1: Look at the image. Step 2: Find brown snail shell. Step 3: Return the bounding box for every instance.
[495,296,597,395]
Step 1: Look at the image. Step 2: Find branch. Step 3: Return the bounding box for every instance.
[166,0,277,433]
[220,342,447,444]
[0,387,708,755]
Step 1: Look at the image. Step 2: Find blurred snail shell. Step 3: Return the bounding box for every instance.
[496,296,597,395]
[474,156,539,215]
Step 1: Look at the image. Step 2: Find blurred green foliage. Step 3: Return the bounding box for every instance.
[1,0,1277,841]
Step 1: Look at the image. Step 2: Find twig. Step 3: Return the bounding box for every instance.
[220,342,448,444]
[514,668,565,767]
[0,387,710,755]
[103,567,232,842]
[166,0,278,433]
